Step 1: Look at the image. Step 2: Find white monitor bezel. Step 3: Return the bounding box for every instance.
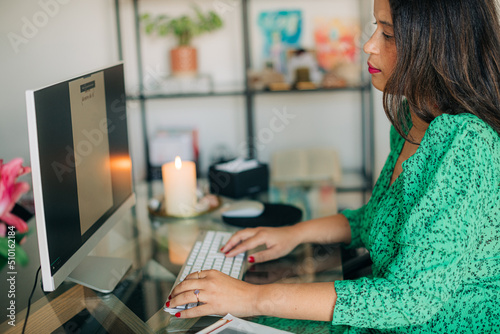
[26,63,135,291]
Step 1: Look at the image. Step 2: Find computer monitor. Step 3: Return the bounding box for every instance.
[26,63,136,293]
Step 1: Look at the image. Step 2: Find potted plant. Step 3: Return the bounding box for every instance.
[141,6,223,77]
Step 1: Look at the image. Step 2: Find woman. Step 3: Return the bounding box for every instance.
[169,0,500,331]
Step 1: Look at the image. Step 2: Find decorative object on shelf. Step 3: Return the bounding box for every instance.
[267,82,292,91]
[0,158,31,270]
[330,62,363,87]
[321,69,347,89]
[313,16,362,87]
[294,67,316,90]
[313,17,361,72]
[295,67,311,82]
[141,6,223,77]
[248,62,290,91]
[287,49,322,87]
[258,10,303,74]
[162,156,198,217]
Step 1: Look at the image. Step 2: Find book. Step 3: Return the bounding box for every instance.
[271,148,342,186]
[197,314,293,334]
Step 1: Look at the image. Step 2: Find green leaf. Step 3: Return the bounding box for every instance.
[0,238,8,258]
[0,238,29,267]
[211,13,223,29]
[140,8,223,45]
[194,6,207,24]
[14,246,29,266]
[158,24,169,36]
[0,258,6,271]
[145,23,155,35]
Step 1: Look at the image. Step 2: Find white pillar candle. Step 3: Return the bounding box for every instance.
[162,156,197,217]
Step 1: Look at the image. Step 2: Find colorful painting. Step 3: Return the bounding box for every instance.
[257,10,303,73]
[314,18,361,71]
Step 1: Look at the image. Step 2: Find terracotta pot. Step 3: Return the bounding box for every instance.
[170,46,198,77]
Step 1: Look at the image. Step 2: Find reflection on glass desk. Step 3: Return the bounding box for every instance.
[0,182,343,334]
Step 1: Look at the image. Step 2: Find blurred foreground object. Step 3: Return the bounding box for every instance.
[0,158,31,269]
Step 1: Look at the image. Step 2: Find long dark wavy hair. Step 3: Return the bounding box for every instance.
[385,0,500,139]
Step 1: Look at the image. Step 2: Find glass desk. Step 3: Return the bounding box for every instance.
[0,182,343,334]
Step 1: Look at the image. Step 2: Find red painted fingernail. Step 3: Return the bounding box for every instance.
[168,295,171,300]
[166,301,170,308]
[220,247,224,252]
[175,312,181,318]
[249,256,255,263]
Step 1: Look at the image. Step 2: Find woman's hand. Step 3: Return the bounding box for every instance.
[221,226,301,263]
[168,270,259,318]
[168,270,338,321]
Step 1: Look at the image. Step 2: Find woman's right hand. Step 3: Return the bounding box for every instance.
[220,226,301,263]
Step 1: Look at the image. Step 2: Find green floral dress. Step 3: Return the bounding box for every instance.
[333,113,500,333]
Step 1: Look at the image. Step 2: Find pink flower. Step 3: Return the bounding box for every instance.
[0,158,31,234]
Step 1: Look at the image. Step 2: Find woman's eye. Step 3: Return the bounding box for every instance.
[383,33,394,39]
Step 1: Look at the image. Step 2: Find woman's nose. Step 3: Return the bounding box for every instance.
[363,32,378,55]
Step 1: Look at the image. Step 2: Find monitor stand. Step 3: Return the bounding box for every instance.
[67,256,132,293]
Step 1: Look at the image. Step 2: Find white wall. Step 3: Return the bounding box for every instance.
[0,0,391,188]
[0,0,118,165]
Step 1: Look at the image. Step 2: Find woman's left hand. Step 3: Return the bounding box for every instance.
[168,270,259,318]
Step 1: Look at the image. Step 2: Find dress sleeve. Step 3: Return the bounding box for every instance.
[332,127,494,328]
[340,206,367,249]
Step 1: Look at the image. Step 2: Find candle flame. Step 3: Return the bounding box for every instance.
[175,156,182,170]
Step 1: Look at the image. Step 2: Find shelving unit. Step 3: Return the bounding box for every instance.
[114,0,375,198]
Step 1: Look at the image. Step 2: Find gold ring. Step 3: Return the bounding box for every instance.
[197,270,201,279]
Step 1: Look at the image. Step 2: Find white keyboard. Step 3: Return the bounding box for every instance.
[164,230,247,315]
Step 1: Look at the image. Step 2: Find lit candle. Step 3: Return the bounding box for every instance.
[162,156,197,217]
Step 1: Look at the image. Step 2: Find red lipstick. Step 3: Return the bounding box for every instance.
[368,62,381,74]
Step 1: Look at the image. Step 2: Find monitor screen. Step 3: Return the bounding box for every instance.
[26,63,135,292]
